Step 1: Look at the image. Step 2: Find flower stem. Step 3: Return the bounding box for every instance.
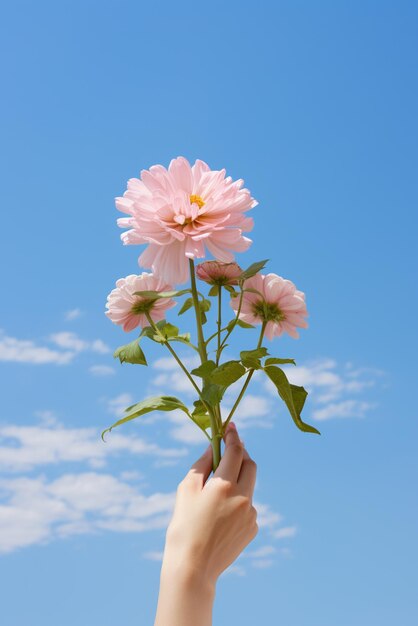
[218,285,245,354]
[223,321,267,431]
[189,259,221,471]
[216,286,222,366]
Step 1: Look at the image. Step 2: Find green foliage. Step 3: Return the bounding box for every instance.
[263,365,320,435]
[265,357,296,366]
[226,318,255,332]
[240,347,269,369]
[201,383,226,407]
[178,297,194,315]
[210,360,246,385]
[239,259,269,281]
[191,360,217,378]
[132,289,191,299]
[113,338,147,366]
[208,285,219,297]
[101,395,191,441]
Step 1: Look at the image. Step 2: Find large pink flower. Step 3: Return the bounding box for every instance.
[116,157,257,285]
[230,273,308,340]
[105,273,176,332]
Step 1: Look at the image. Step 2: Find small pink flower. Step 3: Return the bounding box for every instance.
[105,273,176,332]
[196,260,243,286]
[116,157,257,285]
[230,273,308,340]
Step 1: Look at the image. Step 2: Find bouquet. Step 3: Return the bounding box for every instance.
[102,157,319,471]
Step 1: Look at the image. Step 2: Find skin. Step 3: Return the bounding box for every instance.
[154,421,258,626]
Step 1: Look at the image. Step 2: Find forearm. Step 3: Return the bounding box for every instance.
[154,557,216,626]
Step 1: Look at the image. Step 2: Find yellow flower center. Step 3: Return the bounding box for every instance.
[190,194,205,208]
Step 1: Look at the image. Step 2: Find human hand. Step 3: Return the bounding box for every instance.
[162,421,259,587]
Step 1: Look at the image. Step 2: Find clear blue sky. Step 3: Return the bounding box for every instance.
[1,1,417,625]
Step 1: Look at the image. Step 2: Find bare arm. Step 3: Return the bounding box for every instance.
[153,421,258,626]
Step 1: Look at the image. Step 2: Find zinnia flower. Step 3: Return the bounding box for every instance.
[196,260,243,286]
[230,273,308,340]
[105,273,176,332]
[115,157,257,285]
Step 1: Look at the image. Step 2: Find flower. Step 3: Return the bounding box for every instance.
[115,157,257,285]
[196,260,243,286]
[105,273,176,332]
[230,273,308,340]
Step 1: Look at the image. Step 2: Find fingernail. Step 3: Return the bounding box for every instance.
[229,422,237,430]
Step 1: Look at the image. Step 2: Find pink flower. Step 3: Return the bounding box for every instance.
[196,260,243,286]
[116,157,257,285]
[230,273,308,340]
[105,273,176,332]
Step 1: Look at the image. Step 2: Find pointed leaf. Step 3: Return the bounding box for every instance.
[226,318,255,332]
[101,395,191,441]
[265,357,296,366]
[240,347,269,369]
[239,259,269,281]
[178,297,194,315]
[191,360,217,378]
[113,339,147,365]
[201,383,226,407]
[264,365,320,435]
[208,285,219,297]
[132,289,190,299]
[210,360,246,385]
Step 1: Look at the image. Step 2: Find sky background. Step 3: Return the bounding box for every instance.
[1,1,417,625]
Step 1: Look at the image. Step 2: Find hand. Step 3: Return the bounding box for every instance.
[163,421,259,587]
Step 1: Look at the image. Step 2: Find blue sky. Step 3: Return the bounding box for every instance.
[1,1,417,624]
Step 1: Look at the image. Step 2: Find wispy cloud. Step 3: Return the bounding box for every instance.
[50,332,110,355]
[0,472,177,554]
[0,420,188,473]
[312,400,375,421]
[64,308,82,321]
[89,365,116,376]
[272,525,297,539]
[0,331,74,365]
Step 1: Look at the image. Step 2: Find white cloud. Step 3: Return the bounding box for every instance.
[143,550,164,562]
[0,472,176,554]
[89,365,116,376]
[64,308,82,321]
[273,526,297,539]
[254,501,283,529]
[0,331,74,365]
[252,558,274,569]
[245,545,276,558]
[50,332,110,354]
[0,421,188,473]
[107,393,134,417]
[312,400,375,421]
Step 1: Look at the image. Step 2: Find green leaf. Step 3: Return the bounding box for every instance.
[224,285,238,295]
[226,318,255,332]
[265,357,296,366]
[113,338,147,365]
[191,360,217,378]
[263,365,320,435]
[240,347,269,369]
[132,289,190,299]
[201,383,226,407]
[208,285,219,297]
[239,259,269,281]
[210,360,246,385]
[192,413,212,430]
[178,297,194,315]
[101,395,191,441]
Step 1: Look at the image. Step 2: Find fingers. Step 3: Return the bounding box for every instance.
[237,447,257,502]
[212,422,244,484]
[185,443,213,489]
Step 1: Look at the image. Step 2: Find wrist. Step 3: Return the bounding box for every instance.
[160,549,217,597]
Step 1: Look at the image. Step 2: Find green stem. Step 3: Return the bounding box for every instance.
[223,321,267,431]
[189,259,221,471]
[144,311,208,410]
[216,286,222,366]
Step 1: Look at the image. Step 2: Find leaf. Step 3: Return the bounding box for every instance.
[113,338,147,365]
[210,360,246,385]
[201,383,226,407]
[208,285,219,297]
[152,321,180,342]
[178,297,194,315]
[192,414,212,430]
[239,259,269,281]
[101,395,191,441]
[224,285,238,295]
[226,318,255,332]
[191,360,217,378]
[133,289,190,299]
[263,365,320,435]
[240,347,269,369]
[265,357,296,366]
